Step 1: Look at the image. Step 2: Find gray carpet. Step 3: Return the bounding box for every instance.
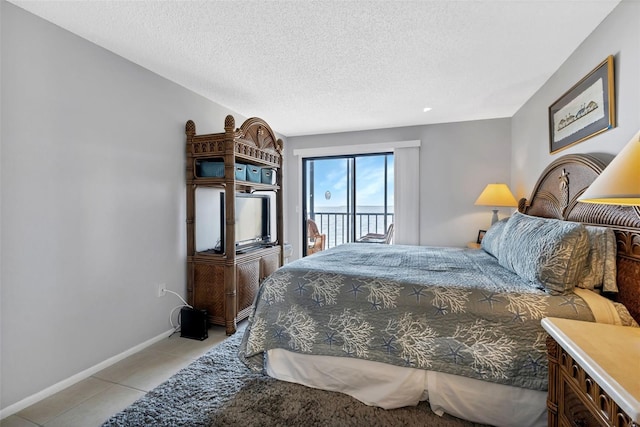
[102,328,489,426]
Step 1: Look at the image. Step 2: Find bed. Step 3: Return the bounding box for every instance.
[238,154,640,427]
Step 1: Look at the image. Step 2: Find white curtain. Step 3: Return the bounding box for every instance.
[393,146,420,245]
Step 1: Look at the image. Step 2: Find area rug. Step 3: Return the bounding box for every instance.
[102,328,488,427]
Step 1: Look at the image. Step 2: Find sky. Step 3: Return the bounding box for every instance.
[307,154,394,211]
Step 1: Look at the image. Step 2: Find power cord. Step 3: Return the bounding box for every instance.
[164,289,192,337]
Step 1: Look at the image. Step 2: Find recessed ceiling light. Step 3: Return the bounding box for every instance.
[423,107,432,112]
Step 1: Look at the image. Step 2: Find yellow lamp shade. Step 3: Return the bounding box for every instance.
[578,130,640,206]
[474,184,518,207]
[475,183,518,226]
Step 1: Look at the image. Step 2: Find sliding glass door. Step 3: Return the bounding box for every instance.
[303,153,393,255]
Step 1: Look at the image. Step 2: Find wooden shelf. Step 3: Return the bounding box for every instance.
[188,176,280,192]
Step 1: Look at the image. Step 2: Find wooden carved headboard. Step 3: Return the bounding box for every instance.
[518,154,640,324]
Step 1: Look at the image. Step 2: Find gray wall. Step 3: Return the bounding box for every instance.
[0,2,252,410]
[285,118,512,258]
[511,0,640,196]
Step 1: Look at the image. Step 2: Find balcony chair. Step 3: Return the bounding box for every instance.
[307,219,326,255]
[356,223,394,244]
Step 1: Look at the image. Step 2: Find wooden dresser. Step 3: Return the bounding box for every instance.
[542,317,639,427]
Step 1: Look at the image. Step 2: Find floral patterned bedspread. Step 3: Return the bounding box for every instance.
[238,243,633,391]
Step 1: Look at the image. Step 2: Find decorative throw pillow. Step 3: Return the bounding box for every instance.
[481,218,509,259]
[578,226,618,292]
[602,233,618,293]
[498,212,590,295]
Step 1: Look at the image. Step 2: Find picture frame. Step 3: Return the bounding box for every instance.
[476,230,486,244]
[549,55,615,154]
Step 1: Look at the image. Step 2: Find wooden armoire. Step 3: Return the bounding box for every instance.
[185,115,284,335]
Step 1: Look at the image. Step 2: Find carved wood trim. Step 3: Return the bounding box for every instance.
[552,344,637,427]
[185,116,283,167]
[546,336,560,427]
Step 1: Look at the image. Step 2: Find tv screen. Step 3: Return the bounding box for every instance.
[220,193,271,252]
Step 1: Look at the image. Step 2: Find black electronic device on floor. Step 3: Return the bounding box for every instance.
[180,307,208,340]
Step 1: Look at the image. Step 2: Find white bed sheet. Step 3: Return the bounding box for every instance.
[266,349,546,427]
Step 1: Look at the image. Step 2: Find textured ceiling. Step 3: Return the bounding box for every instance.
[10,0,620,137]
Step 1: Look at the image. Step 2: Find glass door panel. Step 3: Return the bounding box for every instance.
[355,155,394,239]
[303,153,393,256]
[304,157,353,253]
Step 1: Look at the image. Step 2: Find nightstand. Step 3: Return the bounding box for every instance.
[466,242,481,249]
[541,317,640,427]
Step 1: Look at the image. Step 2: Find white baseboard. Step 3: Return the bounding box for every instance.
[0,328,175,420]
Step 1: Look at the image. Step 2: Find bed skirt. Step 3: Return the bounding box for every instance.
[266,349,546,427]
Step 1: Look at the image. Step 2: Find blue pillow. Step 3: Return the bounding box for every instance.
[498,212,590,295]
[481,218,509,258]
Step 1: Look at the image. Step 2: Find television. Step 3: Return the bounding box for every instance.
[220,193,271,252]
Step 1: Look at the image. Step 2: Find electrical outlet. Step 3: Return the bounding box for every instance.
[157,283,167,297]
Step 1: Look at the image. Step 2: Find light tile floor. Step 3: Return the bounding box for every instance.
[1,325,232,427]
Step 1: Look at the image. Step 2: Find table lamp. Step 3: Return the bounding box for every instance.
[578,130,640,206]
[475,183,518,225]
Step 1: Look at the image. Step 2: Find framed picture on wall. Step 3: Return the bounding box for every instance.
[548,55,616,154]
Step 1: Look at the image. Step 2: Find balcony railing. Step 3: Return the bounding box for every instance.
[309,212,394,249]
